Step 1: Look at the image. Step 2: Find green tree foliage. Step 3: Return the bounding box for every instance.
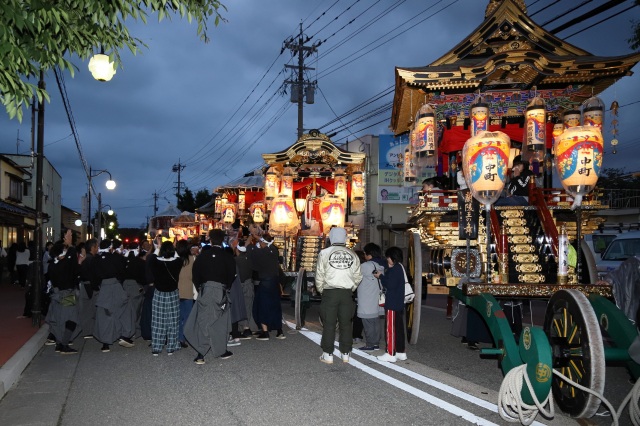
[0,0,226,121]
[629,0,640,50]
[596,168,640,190]
[194,188,212,209]
[177,188,195,212]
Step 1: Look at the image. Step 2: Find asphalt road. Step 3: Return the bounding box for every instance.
[0,295,634,426]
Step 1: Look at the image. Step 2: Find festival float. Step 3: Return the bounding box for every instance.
[391,0,640,421]
[261,130,366,322]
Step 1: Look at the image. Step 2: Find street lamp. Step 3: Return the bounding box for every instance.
[88,49,117,82]
[97,203,114,240]
[87,167,116,239]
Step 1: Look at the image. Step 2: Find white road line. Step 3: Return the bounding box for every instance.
[286,320,549,426]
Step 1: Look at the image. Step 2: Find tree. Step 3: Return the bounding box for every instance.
[194,188,212,209]
[0,0,226,121]
[596,168,640,190]
[630,0,640,50]
[177,188,196,212]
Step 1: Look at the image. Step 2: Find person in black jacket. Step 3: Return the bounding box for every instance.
[147,240,182,356]
[495,155,534,206]
[45,237,80,354]
[77,238,99,338]
[185,229,236,364]
[93,239,134,353]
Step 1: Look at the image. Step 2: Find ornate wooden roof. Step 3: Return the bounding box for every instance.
[391,0,640,134]
[262,129,366,171]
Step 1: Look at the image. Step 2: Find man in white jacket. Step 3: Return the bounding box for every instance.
[315,227,362,364]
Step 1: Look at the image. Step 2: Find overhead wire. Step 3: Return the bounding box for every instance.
[317,0,460,80]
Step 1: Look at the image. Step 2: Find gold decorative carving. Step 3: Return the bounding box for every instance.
[509,235,533,244]
[513,245,536,253]
[516,264,543,273]
[513,254,539,263]
[463,283,612,298]
[509,226,529,235]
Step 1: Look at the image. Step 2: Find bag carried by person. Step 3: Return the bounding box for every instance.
[400,264,415,304]
[376,272,385,307]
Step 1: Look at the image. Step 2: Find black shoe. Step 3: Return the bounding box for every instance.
[45,338,56,346]
[54,343,63,352]
[179,341,189,349]
[219,351,233,359]
[194,355,205,365]
[152,351,160,357]
[59,345,78,355]
[239,329,252,340]
[256,331,269,341]
[101,344,110,353]
[275,330,286,340]
[467,342,479,351]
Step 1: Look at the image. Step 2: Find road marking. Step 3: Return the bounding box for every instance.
[286,320,549,426]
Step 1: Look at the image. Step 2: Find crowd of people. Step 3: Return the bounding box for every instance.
[34,223,290,364]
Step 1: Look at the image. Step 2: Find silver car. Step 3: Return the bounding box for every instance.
[596,231,640,279]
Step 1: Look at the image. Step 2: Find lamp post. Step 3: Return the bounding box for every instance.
[87,166,116,239]
[97,201,114,240]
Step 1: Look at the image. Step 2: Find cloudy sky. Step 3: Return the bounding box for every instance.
[1,0,639,227]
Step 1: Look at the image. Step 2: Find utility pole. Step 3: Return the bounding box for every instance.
[172,159,186,204]
[152,191,159,215]
[284,22,319,138]
[32,71,45,326]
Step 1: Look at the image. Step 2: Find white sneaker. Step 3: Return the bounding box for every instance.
[319,352,334,364]
[377,353,397,363]
[227,336,241,347]
[341,352,350,363]
[396,352,407,361]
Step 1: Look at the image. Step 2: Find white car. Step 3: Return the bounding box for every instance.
[596,231,640,279]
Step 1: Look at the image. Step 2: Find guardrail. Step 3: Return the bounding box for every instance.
[595,189,640,209]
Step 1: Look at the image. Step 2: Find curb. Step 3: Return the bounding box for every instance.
[0,324,48,400]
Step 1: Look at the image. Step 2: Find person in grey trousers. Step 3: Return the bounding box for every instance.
[357,243,386,351]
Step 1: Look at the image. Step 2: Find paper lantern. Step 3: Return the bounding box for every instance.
[555,126,603,207]
[280,167,294,198]
[462,131,511,208]
[214,197,222,214]
[351,170,365,200]
[334,167,348,200]
[238,192,246,211]
[264,167,280,201]
[563,110,581,130]
[249,202,265,223]
[582,96,605,129]
[524,97,546,153]
[470,99,489,137]
[403,148,417,183]
[415,104,436,156]
[268,194,300,235]
[319,194,345,233]
[222,204,236,224]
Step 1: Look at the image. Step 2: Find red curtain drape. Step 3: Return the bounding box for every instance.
[439,122,554,153]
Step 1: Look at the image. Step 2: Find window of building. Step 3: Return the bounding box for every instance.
[8,175,23,202]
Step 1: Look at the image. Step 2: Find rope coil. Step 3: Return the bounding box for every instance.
[499,365,640,426]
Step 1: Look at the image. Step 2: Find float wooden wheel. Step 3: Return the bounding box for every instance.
[543,289,605,418]
[406,231,423,344]
[294,268,306,330]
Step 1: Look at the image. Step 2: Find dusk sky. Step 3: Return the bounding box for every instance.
[1,0,639,227]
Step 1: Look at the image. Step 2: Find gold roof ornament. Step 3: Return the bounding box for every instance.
[390,0,640,135]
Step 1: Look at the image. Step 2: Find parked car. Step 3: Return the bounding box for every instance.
[596,231,640,279]
[584,232,619,260]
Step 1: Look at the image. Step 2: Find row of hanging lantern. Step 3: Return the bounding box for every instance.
[263,165,357,235]
[555,96,605,209]
[462,94,605,210]
[404,104,437,183]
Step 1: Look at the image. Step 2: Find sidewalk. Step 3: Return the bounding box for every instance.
[0,279,47,399]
